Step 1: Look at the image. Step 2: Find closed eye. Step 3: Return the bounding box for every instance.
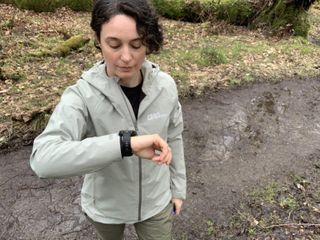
[130,39,143,49]
[109,44,121,49]
[106,38,121,49]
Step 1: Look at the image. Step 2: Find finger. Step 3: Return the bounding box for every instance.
[156,152,168,165]
[162,152,171,165]
[175,204,181,215]
[161,147,172,165]
[152,143,171,165]
[152,154,167,165]
[158,141,169,157]
[151,155,162,163]
[154,136,168,151]
[173,201,182,215]
[166,147,172,165]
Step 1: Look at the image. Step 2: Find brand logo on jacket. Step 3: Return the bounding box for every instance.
[147,112,168,121]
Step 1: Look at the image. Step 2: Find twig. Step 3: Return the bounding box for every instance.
[61,225,91,236]
[0,174,20,187]
[264,223,320,229]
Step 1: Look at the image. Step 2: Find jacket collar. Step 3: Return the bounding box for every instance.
[80,60,162,122]
[81,59,160,97]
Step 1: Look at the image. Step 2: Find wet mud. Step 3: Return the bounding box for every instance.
[1,78,320,239]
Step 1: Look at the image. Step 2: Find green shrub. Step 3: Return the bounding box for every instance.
[151,0,253,25]
[2,0,92,12]
[252,2,311,37]
[65,0,92,12]
[0,0,15,4]
[14,0,62,12]
[215,0,253,25]
[151,0,188,20]
[152,0,213,22]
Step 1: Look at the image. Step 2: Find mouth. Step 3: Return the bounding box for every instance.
[118,66,133,72]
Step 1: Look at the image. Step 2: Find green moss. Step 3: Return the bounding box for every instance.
[28,35,90,58]
[53,34,90,56]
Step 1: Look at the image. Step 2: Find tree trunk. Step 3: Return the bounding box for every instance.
[293,0,317,10]
[251,0,315,36]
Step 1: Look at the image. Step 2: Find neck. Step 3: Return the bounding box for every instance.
[119,71,142,88]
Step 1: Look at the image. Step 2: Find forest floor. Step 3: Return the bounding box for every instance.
[1,78,320,239]
[0,3,320,240]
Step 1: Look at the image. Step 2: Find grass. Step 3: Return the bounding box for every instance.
[249,181,280,204]
[201,47,228,65]
[206,219,216,236]
[279,195,299,209]
[224,162,320,238]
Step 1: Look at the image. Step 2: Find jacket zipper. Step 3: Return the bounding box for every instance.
[138,158,142,221]
[118,85,142,222]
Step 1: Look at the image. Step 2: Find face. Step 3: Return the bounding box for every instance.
[99,14,147,86]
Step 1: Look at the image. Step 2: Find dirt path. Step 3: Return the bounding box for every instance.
[1,78,320,239]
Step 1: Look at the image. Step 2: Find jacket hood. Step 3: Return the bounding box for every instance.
[80,59,160,97]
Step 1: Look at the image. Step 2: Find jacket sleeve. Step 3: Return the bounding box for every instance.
[30,87,122,178]
[168,100,186,200]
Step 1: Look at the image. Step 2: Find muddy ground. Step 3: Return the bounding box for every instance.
[1,78,320,240]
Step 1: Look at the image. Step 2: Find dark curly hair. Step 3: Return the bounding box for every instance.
[91,0,163,54]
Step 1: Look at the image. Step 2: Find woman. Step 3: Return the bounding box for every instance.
[30,0,186,239]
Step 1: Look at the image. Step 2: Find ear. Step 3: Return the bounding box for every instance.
[94,34,101,50]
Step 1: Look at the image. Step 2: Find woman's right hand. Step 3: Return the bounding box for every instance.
[131,134,172,165]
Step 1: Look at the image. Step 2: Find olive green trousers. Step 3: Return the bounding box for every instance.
[86,203,173,240]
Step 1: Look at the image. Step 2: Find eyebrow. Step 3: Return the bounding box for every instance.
[105,37,142,42]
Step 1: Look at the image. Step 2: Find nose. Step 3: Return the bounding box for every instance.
[120,46,133,63]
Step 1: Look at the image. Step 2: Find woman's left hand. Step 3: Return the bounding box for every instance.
[131,134,172,165]
[172,198,183,215]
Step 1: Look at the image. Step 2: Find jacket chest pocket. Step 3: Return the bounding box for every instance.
[139,112,170,138]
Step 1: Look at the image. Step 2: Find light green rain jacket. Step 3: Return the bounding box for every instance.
[30,60,186,224]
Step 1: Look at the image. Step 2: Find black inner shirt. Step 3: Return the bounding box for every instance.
[120,80,145,119]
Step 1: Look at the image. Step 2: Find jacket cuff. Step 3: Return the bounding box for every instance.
[172,191,186,200]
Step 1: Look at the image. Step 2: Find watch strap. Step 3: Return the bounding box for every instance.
[119,130,137,157]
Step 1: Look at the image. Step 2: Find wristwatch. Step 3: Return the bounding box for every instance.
[119,130,137,157]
